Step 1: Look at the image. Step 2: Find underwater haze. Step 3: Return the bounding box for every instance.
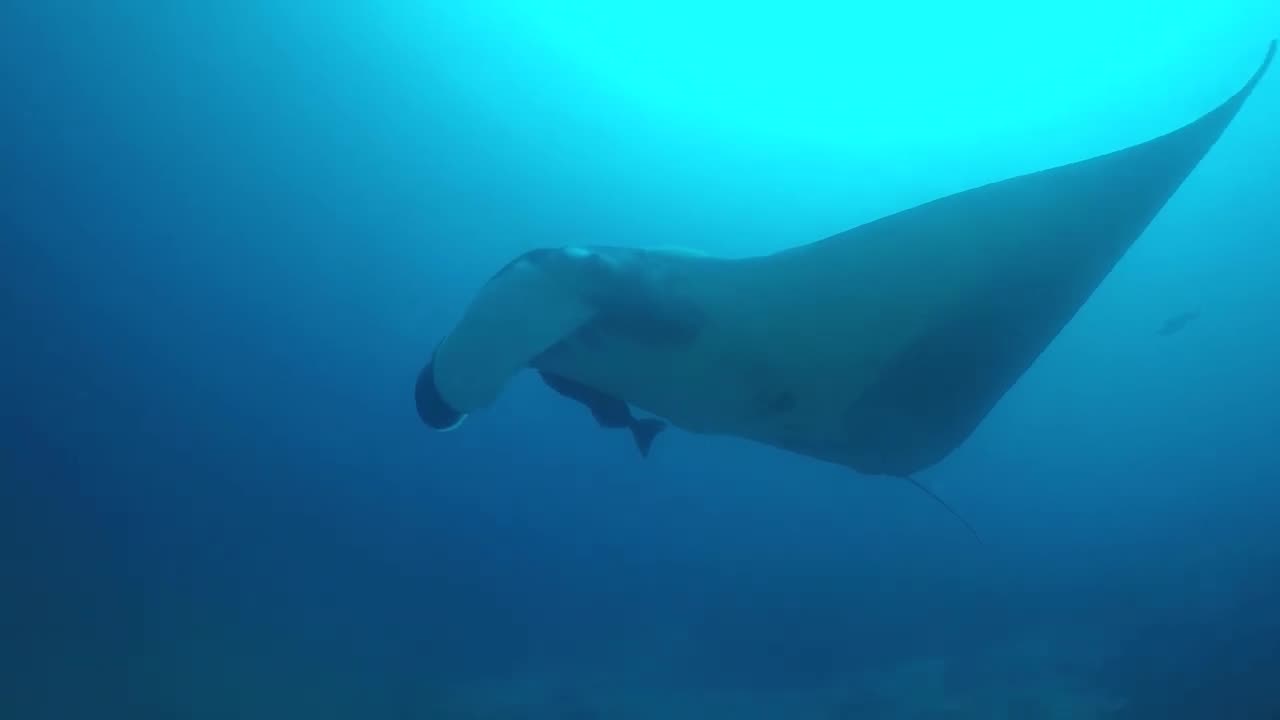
[3,1,1280,718]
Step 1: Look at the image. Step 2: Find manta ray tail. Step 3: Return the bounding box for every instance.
[630,418,667,457]
[901,474,984,544]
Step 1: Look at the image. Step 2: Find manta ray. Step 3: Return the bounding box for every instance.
[416,42,1274,493]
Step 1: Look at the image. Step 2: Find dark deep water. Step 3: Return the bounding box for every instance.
[3,2,1279,718]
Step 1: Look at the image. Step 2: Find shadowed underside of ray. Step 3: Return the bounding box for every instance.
[420,42,1274,478]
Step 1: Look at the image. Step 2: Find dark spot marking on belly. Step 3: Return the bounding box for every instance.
[598,311,702,346]
[589,293,706,347]
[759,389,797,417]
[573,324,607,350]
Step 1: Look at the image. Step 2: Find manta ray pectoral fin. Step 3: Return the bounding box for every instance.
[419,250,600,426]
[804,40,1275,476]
[419,245,707,434]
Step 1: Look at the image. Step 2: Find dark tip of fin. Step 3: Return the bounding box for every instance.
[1202,39,1275,132]
[415,354,466,431]
[1234,39,1275,103]
[630,418,667,457]
[901,474,984,544]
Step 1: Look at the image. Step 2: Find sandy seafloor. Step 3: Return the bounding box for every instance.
[424,626,1129,720]
[114,618,1141,720]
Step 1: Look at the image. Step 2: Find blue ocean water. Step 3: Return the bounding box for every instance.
[3,1,1278,718]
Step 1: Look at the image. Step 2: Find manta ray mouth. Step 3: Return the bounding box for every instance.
[415,355,467,431]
